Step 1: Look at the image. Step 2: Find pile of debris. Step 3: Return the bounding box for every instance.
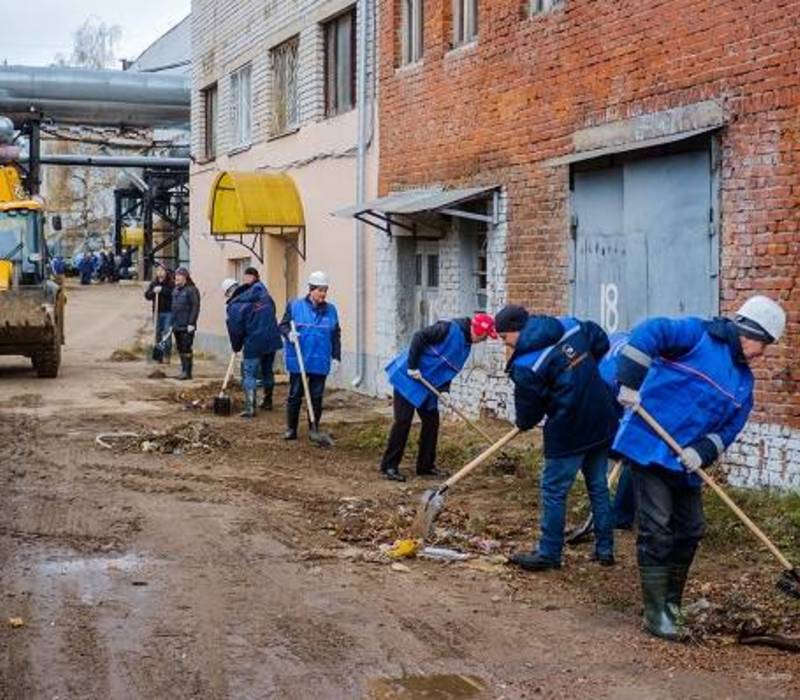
[96,421,231,455]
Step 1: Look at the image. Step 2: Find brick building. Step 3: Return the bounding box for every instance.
[361,0,799,487]
[189,0,381,391]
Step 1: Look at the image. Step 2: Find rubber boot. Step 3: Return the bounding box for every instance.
[240,390,257,419]
[177,354,192,380]
[640,566,680,640]
[666,563,690,629]
[284,403,300,440]
[260,388,273,411]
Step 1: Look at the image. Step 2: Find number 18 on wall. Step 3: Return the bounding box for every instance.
[600,282,619,333]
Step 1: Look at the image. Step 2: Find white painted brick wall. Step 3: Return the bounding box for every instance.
[725,422,800,490]
[375,188,513,421]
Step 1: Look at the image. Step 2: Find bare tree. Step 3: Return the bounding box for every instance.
[54,18,122,69]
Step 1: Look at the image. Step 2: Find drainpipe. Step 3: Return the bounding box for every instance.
[352,0,370,388]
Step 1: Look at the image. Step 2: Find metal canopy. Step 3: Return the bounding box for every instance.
[333,185,500,236]
[208,171,306,261]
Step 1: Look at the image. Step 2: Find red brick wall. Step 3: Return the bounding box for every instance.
[379,0,800,427]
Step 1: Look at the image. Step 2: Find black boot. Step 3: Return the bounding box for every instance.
[509,551,561,571]
[640,566,681,640]
[240,390,257,419]
[177,354,192,380]
[311,396,323,429]
[260,388,273,411]
[284,403,300,440]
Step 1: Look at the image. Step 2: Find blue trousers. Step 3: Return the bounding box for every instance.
[613,462,636,528]
[156,312,172,357]
[538,445,614,562]
[241,352,276,393]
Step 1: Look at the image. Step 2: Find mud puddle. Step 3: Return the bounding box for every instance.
[369,674,487,699]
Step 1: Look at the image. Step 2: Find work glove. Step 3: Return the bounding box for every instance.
[153,285,163,295]
[331,359,340,374]
[288,330,300,344]
[407,368,423,381]
[617,385,641,409]
[680,447,703,473]
[186,325,195,333]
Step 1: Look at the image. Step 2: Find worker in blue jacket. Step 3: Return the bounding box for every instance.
[496,305,619,571]
[380,313,498,483]
[613,295,786,641]
[225,267,282,418]
[78,252,94,285]
[279,271,341,441]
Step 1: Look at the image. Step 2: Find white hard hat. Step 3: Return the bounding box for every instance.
[307,270,329,288]
[735,295,786,343]
[221,278,239,295]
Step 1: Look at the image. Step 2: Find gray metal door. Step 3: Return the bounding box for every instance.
[571,148,717,332]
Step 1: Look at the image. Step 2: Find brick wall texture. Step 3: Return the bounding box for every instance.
[378,0,800,486]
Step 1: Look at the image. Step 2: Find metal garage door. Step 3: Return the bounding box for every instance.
[571,145,718,333]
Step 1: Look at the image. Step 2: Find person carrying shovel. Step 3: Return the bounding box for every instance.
[279,271,341,442]
[225,267,282,419]
[379,313,498,482]
[612,295,786,641]
[496,305,619,572]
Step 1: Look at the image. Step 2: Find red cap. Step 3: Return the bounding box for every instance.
[471,313,498,339]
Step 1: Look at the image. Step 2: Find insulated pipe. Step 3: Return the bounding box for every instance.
[352,0,369,389]
[20,154,190,169]
[0,65,189,128]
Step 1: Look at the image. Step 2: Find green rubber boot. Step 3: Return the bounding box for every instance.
[666,563,691,632]
[240,390,257,419]
[640,566,680,641]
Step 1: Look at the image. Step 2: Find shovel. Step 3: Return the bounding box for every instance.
[565,460,623,545]
[290,321,334,448]
[213,353,238,416]
[632,403,800,599]
[151,326,172,363]
[411,426,520,539]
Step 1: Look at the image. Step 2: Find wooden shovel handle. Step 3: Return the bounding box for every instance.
[290,321,317,425]
[633,403,795,572]
[443,427,520,490]
[417,375,497,447]
[220,353,237,395]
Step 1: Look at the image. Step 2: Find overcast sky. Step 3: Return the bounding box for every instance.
[1,0,191,67]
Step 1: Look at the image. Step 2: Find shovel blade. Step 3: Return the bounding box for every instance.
[213,395,232,416]
[309,428,335,448]
[410,488,445,540]
[776,569,800,599]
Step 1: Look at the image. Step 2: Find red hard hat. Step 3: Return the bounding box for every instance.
[471,313,498,339]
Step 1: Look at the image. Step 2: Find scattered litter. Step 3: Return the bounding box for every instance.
[390,562,411,573]
[420,546,471,562]
[8,617,24,628]
[95,422,230,455]
[386,539,421,559]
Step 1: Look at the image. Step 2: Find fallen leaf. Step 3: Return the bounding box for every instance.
[390,563,411,573]
[8,617,24,628]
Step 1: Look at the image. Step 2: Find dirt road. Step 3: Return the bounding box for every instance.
[0,283,797,699]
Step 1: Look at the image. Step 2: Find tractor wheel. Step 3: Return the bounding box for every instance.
[35,333,61,378]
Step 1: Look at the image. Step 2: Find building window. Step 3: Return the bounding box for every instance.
[324,8,356,117]
[531,0,562,14]
[453,0,478,46]
[400,0,424,65]
[271,37,299,135]
[230,64,252,149]
[202,83,217,160]
[427,254,439,289]
[229,257,252,281]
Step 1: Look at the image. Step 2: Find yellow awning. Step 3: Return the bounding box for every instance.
[208,171,305,236]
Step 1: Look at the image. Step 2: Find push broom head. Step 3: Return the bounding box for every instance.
[776,569,800,599]
[410,488,445,540]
